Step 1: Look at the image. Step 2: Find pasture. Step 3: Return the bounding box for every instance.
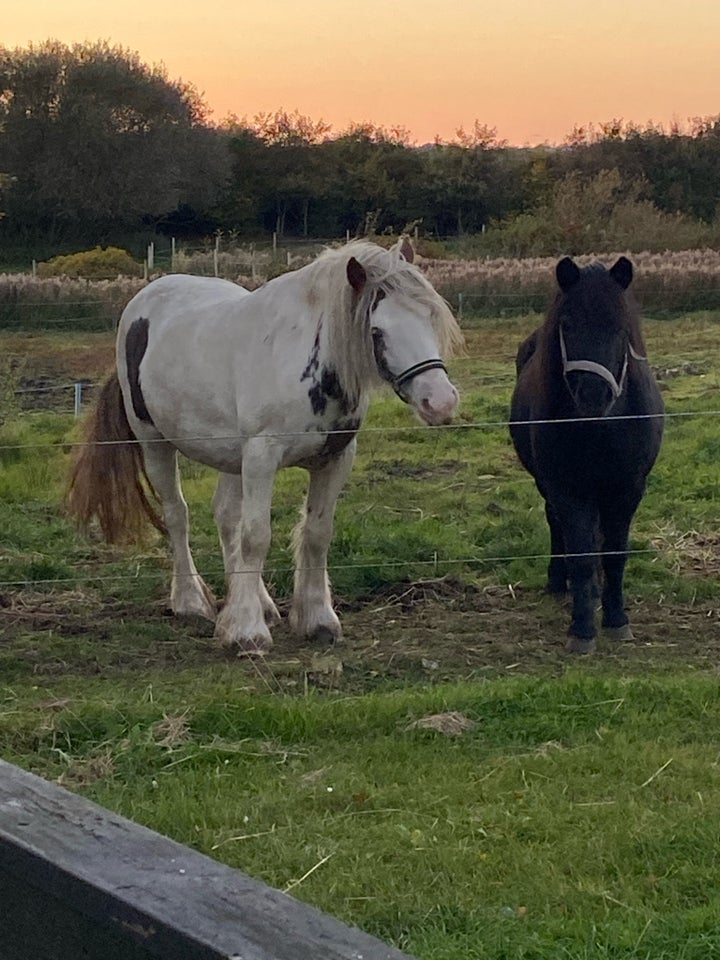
[2,310,720,958]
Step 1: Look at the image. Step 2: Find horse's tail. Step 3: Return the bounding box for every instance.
[66,372,166,544]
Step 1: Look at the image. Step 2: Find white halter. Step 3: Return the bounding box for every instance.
[559,328,647,401]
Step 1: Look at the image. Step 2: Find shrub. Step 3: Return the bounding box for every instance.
[38,246,143,280]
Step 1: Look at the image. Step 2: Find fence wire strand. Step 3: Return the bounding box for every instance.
[0,407,706,453]
[0,547,659,590]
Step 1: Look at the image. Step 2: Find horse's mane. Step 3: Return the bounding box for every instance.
[302,240,464,405]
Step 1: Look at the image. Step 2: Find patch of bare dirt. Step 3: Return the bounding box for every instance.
[3,578,720,687]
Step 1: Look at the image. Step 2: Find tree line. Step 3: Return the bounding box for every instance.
[1,41,720,262]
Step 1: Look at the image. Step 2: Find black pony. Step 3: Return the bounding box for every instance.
[510,256,664,653]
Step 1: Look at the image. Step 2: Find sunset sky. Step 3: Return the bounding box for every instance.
[6,0,720,145]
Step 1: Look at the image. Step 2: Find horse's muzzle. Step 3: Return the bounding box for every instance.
[567,371,617,419]
[412,375,460,425]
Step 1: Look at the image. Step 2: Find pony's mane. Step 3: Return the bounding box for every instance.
[301,240,464,404]
[540,261,645,361]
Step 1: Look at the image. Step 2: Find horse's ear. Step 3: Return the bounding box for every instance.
[399,236,414,264]
[347,257,367,293]
[556,257,580,291]
[609,256,633,290]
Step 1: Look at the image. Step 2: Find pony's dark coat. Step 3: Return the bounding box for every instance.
[509,257,664,652]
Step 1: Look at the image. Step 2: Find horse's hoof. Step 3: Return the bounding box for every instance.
[565,636,596,655]
[215,624,272,657]
[263,602,282,626]
[307,624,342,645]
[603,624,634,641]
[172,601,216,624]
[289,604,341,644]
[171,583,217,623]
[234,641,271,659]
[221,636,273,658]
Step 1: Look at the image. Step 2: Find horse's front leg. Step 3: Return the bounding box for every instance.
[599,489,643,641]
[290,441,356,643]
[214,448,278,655]
[553,499,599,653]
[213,472,280,626]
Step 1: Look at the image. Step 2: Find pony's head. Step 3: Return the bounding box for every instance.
[342,238,462,425]
[551,256,641,418]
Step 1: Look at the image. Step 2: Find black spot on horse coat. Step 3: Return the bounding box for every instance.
[125,317,155,426]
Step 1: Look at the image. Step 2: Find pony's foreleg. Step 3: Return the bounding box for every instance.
[142,443,216,621]
[599,490,643,641]
[213,472,280,625]
[290,442,356,643]
[214,450,278,654]
[551,500,598,653]
[544,501,568,594]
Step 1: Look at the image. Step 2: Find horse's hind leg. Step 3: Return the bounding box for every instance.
[213,472,280,625]
[290,443,356,643]
[142,442,216,622]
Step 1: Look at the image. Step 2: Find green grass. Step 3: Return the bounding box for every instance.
[3,672,720,958]
[2,313,720,957]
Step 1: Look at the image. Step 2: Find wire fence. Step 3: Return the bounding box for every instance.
[0,396,712,590]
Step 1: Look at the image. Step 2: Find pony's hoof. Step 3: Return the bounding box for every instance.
[546,583,567,597]
[603,624,634,641]
[565,636,596,655]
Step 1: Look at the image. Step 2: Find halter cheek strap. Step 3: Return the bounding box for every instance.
[392,358,447,400]
[559,329,647,401]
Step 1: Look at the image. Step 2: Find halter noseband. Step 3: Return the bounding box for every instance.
[559,328,646,402]
[392,358,447,401]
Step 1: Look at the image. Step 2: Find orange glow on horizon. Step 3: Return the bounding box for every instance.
[5,0,720,146]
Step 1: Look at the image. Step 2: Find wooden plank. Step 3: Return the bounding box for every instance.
[0,760,417,960]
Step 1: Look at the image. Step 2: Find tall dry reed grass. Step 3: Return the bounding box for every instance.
[3,247,720,328]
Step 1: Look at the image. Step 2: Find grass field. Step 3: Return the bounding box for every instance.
[2,311,720,958]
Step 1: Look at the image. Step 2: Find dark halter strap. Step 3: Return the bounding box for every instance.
[392,358,447,401]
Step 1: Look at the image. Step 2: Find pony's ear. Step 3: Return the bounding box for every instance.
[556,257,580,291]
[399,236,414,264]
[609,256,633,290]
[347,257,367,293]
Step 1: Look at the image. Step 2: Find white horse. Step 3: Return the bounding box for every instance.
[68,238,463,653]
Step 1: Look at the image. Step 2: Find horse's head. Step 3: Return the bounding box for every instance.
[553,256,638,418]
[346,241,460,425]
